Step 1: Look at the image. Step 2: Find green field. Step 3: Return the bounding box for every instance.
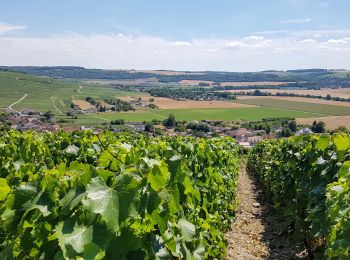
[60,107,325,126]
[234,98,350,116]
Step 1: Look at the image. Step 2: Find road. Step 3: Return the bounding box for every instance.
[8,94,28,111]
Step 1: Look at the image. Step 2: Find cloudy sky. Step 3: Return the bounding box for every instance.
[1,0,350,71]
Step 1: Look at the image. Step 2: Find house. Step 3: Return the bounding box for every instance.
[128,122,146,132]
[238,142,251,149]
[251,130,266,136]
[84,107,98,113]
[227,128,251,141]
[248,136,263,145]
[296,128,313,136]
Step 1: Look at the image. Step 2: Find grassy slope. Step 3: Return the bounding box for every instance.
[0,71,137,114]
[234,98,350,116]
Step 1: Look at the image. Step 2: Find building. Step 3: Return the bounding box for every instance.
[296,128,313,136]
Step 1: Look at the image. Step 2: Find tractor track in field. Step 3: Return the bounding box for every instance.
[50,96,64,115]
[226,166,308,259]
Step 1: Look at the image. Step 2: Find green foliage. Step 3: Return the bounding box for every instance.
[247,134,350,258]
[163,114,176,128]
[311,120,326,133]
[0,130,239,259]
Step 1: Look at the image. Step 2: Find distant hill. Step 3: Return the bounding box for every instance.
[1,66,350,87]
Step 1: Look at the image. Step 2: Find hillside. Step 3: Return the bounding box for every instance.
[1,67,350,87]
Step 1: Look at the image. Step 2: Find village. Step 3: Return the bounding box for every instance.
[1,108,317,149]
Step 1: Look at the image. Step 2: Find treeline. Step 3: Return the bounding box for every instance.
[2,66,350,86]
[84,97,134,112]
[149,88,236,100]
[104,98,134,111]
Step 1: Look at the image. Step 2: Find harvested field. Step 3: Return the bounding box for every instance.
[220,81,292,87]
[85,79,157,85]
[297,116,350,130]
[118,96,169,102]
[179,81,293,87]
[180,80,214,86]
[72,100,95,110]
[234,98,350,116]
[100,101,112,108]
[226,88,350,99]
[132,70,204,76]
[119,96,255,109]
[237,96,350,107]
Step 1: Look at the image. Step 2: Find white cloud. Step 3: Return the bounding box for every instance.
[172,41,191,47]
[255,30,289,35]
[243,35,265,41]
[281,18,311,24]
[224,41,245,49]
[299,39,318,44]
[0,22,26,35]
[327,39,348,44]
[1,31,350,71]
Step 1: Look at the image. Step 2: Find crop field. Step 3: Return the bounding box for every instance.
[220,81,292,87]
[0,131,239,259]
[179,80,292,87]
[238,96,350,107]
[119,96,255,109]
[234,98,350,116]
[297,115,350,130]
[226,88,350,99]
[72,100,95,110]
[60,107,324,126]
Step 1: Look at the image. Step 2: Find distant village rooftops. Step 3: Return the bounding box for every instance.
[296,128,313,136]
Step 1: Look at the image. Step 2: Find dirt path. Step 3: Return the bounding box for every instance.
[50,96,64,115]
[226,166,308,259]
[8,94,28,111]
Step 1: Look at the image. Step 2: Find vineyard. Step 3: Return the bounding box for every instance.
[0,131,239,259]
[1,130,350,259]
[247,134,350,258]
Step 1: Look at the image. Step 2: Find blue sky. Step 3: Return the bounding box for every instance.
[1,0,350,71]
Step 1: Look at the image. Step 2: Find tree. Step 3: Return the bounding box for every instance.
[331,126,349,134]
[43,110,55,122]
[265,124,272,135]
[144,122,155,132]
[288,120,297,132]
[278,127,293,138]
[163,114,176,128]
[311,121,326,133]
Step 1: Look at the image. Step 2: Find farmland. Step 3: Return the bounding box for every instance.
[226,88,350,99]
[297,116,350,130]
[234,97,350,116]
[63,107,324,126]
[238,95,350,107]
[0,131,239,259]
[3,70,350,128]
